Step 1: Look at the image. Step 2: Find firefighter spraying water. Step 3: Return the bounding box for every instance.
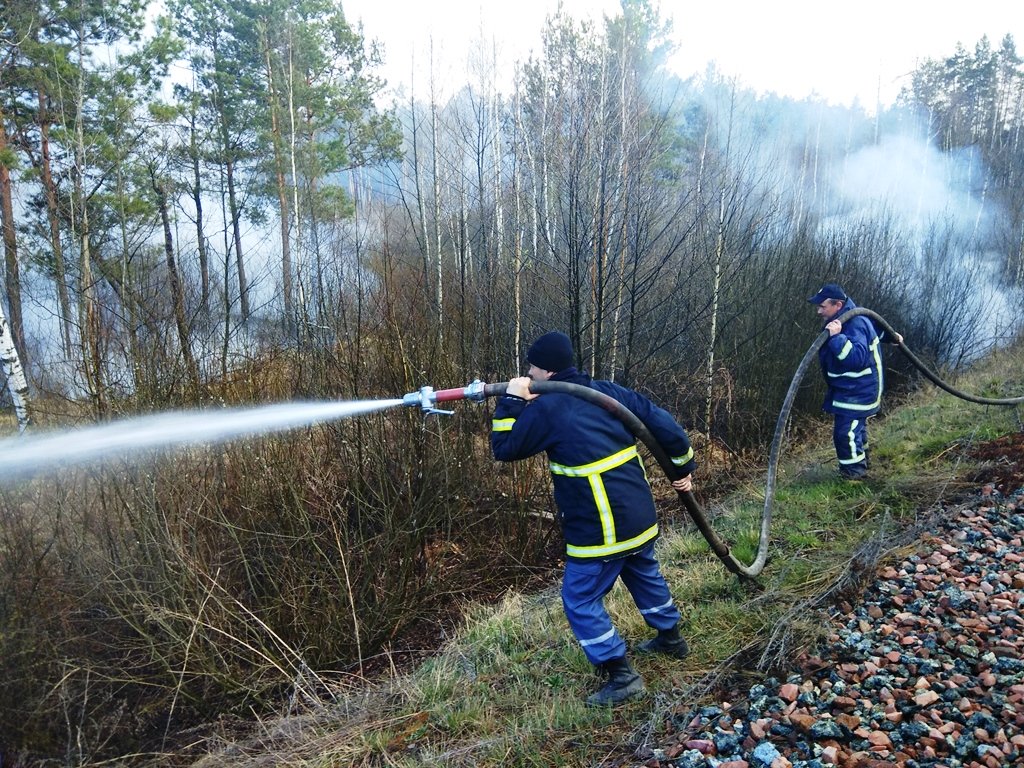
[407,331,698,706]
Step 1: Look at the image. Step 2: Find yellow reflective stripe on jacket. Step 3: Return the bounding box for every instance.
[588,474,615,545]
[550,445,644,553]
[549,445,638,477]
[836,340,854,361]
[492,417,515,432]
[671,446,694,467]
[566,523,659,558]
[831,338,883,411]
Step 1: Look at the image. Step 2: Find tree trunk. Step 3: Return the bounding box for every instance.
[511,85,524,372]
[0,298,31,433]
[492,80,503,359]
[114,157,144,397]
[286,31,303,327]
[516,80,541,369]
[153,172,199,391]
[430,64,443,342]
[74,31,104,415]
[589,49,610,377]
[409,84,431,320]
[211,37,250,322]
[0,107,27,368]
[704,189,726,435]
[37,88,75,358]
[225,156,249,321]
[187,99,210,314]
[609,57,631,383]
[262,26,293,325]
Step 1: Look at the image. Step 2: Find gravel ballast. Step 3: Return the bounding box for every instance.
[654,484,1024,768]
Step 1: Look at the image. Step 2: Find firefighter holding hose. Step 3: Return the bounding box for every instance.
[491,331,695,707]
[809,283,903,480]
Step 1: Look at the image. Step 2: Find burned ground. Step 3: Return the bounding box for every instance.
[967,430,1024,493]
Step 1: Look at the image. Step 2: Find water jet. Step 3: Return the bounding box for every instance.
[0,398,404,481]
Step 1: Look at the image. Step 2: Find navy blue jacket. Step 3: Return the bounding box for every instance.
[491,368,696,561]
[818,298,886,417]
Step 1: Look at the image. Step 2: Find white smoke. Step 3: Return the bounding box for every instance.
[832,134,991,240]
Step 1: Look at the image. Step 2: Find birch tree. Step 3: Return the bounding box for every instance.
[0,296,30,432]
[0,1,34,367]
[0,112,25,368]
[514,0,700,382]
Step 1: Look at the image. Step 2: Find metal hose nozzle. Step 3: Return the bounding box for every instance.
[401,380,491,415]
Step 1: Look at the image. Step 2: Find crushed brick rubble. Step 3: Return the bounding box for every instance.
[651,485,1024,768]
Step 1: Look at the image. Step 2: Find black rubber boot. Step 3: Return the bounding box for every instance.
[585,657,644,707]
[637,624,690,660]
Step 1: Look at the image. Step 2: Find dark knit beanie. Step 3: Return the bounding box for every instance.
[527,331,574,372]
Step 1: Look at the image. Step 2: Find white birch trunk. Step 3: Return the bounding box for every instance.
[704,189,726,435]
[0,299,31,432]
[430,52,443,339]
[409,62,432,313]
[75,26,103,409]
[287,33,305,320]
[609,46,631,382]
[589,50,609,375]
[516,78,539,366]
[512,83,526,369]
[493,84,504,322]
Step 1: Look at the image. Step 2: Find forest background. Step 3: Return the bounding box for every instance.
[1,0,1023,763]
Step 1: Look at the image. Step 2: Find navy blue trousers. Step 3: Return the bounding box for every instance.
[561,543,680,665]
[833,413,868,476]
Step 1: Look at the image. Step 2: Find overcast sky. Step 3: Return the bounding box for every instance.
[343,0,1022,109]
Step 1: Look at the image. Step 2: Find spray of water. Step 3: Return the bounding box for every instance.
[0,399,405,481]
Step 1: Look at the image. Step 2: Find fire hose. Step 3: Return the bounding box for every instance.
[403,307,1024,581]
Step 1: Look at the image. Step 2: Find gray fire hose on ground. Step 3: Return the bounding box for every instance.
[403,307,1024,581]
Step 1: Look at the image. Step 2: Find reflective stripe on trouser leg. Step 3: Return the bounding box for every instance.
[562,558,627,665]
[833,413,867,469]
[618,544,681,632]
